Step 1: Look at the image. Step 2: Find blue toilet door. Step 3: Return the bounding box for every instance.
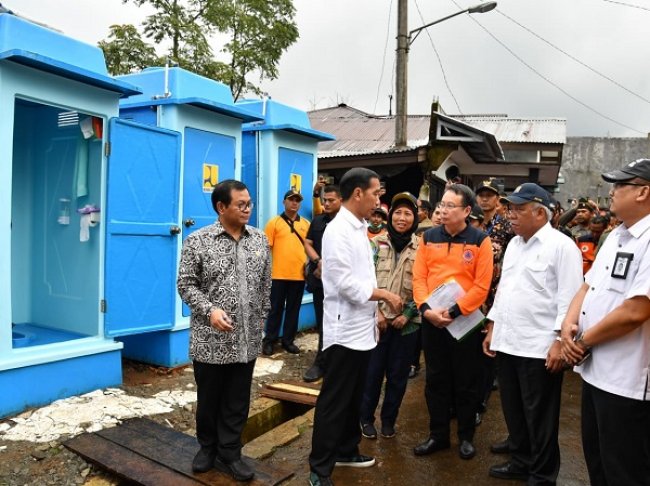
[104,118,181,337]
[181,127,236,316]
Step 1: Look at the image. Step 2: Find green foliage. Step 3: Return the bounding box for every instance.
[98,24,158,74]
[99,0,298,100]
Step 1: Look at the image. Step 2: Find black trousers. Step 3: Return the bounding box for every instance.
[193,359,255,463]
[410,326,422,369]
[360,326,418,427]
[264,279,305,345]
[309,345,371,477]
[422,323,482,442]
[582,380,650,486]
[311,286,326,369]
[497,352,563,485]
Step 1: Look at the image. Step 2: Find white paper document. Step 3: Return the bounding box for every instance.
[425,280,485,341]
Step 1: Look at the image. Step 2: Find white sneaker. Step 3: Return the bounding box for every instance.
[334,455,376,468]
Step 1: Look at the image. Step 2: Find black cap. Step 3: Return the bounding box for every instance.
[283,189,304,201]
[548,197,561,211]
[468,204,485,221]
[602,158,650,182]
[576,198,593,211]
[372,204,389,217]
[506,183,552,208]
[475,178,500,195]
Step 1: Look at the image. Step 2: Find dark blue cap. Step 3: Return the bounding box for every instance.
[506,183,552,208]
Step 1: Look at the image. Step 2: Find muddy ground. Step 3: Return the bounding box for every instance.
[0,330,589,485]
[0,334,314,486]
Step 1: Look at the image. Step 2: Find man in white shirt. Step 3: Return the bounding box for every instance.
[561,158,650,486]
[308,168,402,486]
[483,183,583,485]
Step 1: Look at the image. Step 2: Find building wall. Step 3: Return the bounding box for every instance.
[558,136,650,206]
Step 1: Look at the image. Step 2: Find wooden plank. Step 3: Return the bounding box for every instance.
[279,380,322,391]
[99,419,289,485]
[265,383,320,397]
[260,387,318,407]
[65,433,201,486]
[95,418,292,486]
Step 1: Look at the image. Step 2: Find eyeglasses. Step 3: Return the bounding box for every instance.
[612,182,649,189]
[437,202,465,210]
[233,201,254,212]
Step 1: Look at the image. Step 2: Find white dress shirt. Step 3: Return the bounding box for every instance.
[488,223,583,359]
[321,206,378,351]
[576,214,650,400]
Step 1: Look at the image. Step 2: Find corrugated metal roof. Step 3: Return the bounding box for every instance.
[308,106,566,159]
[309,105,431,157]
[451,115,566,144]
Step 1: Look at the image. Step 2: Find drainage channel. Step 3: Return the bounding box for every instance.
[241,381,319,458]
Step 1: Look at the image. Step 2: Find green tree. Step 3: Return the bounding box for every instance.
[99,0,298,100]
[98,24,158,74]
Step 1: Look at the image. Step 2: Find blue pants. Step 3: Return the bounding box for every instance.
[360,326,418,427]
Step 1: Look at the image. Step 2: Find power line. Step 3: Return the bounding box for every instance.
[448,0,646,134]
[374,0,394,114]
[603,0,650,12]
[414,0,462,113]
[496,8,650,105]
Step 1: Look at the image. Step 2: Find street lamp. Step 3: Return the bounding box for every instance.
[395,1,497,146]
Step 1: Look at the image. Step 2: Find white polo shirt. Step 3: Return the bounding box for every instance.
[321,206,378,351]
[576,213,650,400]
[487,223,583,359]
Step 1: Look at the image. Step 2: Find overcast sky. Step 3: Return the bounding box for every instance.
[9,0,650,137]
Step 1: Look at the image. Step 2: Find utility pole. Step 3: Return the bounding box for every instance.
[395,0,408,147]
[394,2,497,148]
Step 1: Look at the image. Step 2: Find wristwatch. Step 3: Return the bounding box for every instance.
[312,257,321,265]
[574,331,591,350]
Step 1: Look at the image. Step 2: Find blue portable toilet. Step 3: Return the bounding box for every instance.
[113,67,262,367]
[0,13,142,418]
[237,99,334,331]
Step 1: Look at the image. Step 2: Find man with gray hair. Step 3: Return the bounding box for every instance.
[483,183,583,484]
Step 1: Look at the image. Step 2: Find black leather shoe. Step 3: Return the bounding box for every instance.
[214,457,254,481]
[413,437,450,456]
[489,461,529,480]
[303,364,324,382]
[459,440,476,460]
[192,448,216,473]
[282,342,300,354]
[490,438,513,454]
[262,341,274,356]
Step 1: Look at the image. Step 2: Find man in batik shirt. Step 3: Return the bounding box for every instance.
[475,179,514,311]
[474,179,515,432]
[178,179,271,482]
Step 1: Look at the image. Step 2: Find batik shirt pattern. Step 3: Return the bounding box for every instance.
[177,221,271,365]
[484,214,515,311]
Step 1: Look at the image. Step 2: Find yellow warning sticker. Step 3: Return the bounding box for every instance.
[203,164,219,193]
[290,173,302,193]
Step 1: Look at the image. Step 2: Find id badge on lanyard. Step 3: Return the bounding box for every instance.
[611,252,633,279]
